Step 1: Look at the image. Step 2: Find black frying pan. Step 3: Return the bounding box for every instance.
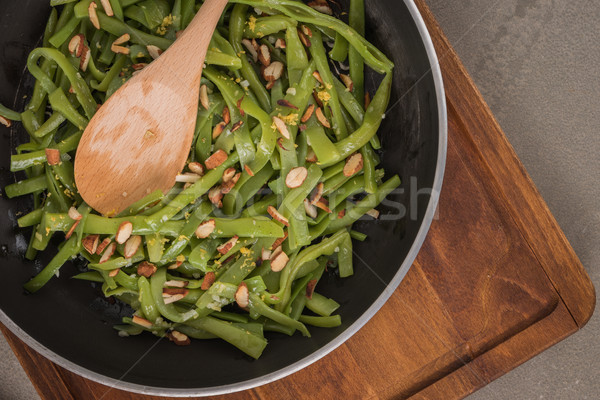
[0,0,446,395]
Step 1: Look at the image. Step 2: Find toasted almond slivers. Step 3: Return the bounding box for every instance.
[315,107,331,128]
[270,249,289,272]
[65,220,80,240]
[164,280,188,288]
[285,167,308,189]
[132,315,153,329]
[100,0,114,16]
[205,149,228,170]
[271,231,288,250]
[68,34,84,57]
[212,121,227,139]
[124,235,142,258]
[208,187,224,208]
[366,208,380,219]
[308,0,333,15]
[222,168,237,183]
[261,247,272,261]
[275,38,286,49]
[176,172,201,183]
[88,2,100,29]
[267,206,289,227]
[277,99,298,109]
[258,44,271,67]
[263,61,284,81]
[241,39,258,62]
[265,80,275,90]
[82,234,100,254]
[221,172,241,194]
[277,137,288,151]
[235,282,249,308]
[168,330,191,345]
[99,242,116,264]
[80,44,91,71]
[338,209,346,219]
[301,104,315,123]
[304,199,318,219]
[300,25,313,38]
[201,271,216,290]
[365,92,371,109]
[315,199,332,213]
[137,261,157,278]
[200,84,209,110]
[147,45,162,60]
[132,63,147,70]
[312,90,324,108]
[188,161,205,176]
[113,33,130,46]
[115,221,133,244]
[217,235,239,255]
[96,238,111,255]
[340,74,354,92]
[163,294,185,305]
[68,206,82,221]
[298,29,311,47]
[310,182,324,205]
[195,219,216,239]
[305,278,318,299]
[343,153,364,177]
[306,149,318,163]
[167,261,182,270]
[222,106,231,125]
[237,96,245,116]
[231,120,244,133]
[0,116,11,128]
[108,269,120,278]
[272,116,290,139]
[312,71,323,84]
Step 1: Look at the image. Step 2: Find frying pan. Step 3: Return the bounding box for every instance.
[0,0,446,396]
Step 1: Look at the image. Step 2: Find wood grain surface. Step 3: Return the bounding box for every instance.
[1,1,595,399]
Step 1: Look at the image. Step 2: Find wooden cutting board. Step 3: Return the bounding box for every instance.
[1,1,595,399]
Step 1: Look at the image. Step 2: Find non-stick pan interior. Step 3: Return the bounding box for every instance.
[0,0,445,395]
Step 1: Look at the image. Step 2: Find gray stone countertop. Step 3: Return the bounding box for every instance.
[1,1,598,399]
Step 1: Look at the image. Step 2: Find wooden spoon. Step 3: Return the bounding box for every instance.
[74,0,228,216]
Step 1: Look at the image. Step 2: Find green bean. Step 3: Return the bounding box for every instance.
[249,293,310,337]
[150,268,197,323]
[0,103,22,121]
[306,292,340,317]
[138,276,161,323]
[5,176,47,198]
[17,209,44,228]
[72,271,104,283]
[298,314,341,328]
[348,0,365,105]
[24,236,80,293]
[330,32,348,62]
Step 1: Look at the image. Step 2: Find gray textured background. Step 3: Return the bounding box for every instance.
[1,0,598,399]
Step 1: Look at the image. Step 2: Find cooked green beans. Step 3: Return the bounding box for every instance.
[3,0,400,359]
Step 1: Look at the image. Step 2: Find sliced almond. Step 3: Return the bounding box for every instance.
[137,261,157,278]
[88,2,100,29]
[365,92,371,109]
[222,106,231,125]
[201,271,216,290]
[277,99,298,109]
[277,137,288,151]
[265,80,275,90]
[163,293,186,305]
[300,25,313,38]
[80,44,91,71]
[208,186,224,208]
[308,0,333,15]
[164,280,188,288]
[230,120,244,133]
[99,242,116,264]
[131,63,147,71]
[204,149,228,170]
[315,199,332,213]
[167,261,182,270]
[200,84,209,110]
[338,209,346,219]
[258,44,271,66]
[275,38,286,49]
[241,39,258,62]
[270,249,289,272]
[304,198,318,219]
[164,289,188,297]
[111,34,130,54]
[147,45,162,60]
[343,153,363,177]
[272,116,290,139]
[115,221,133,244]
[261,247,272,261]
[68,34,85,57]
[340,74,354,92]
[306,149,318,163]
[188,161,205,176]
[267,206,289,227]
[235,282,249,308]
[176,172,201,183]
[100,0,114,16]
[312,90,324,108]
[312,71,323,84]
[301,104,315,123]
[124,235,142,258]
[96,238,111,255]
[68,206,82,221]
[315,107,331,128]
[263,61,284,81]
[132,315,153,329]
[305,278,318,299]
[82,234,100,254]
[108,269,120,278]
[285,167,308,189]
[217,236,239,255]
[195,219,216,239]
[65,220,80,240]
[0,116,11,128]
[298,29,311,47]
[366,208,380,219]
[244,164,254,176]
[271,231,288,250]
[221,172,241,194]
[167,330,190,346]
[309,182,324,205]
[237,96,245,116]
[222,168,237,183]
